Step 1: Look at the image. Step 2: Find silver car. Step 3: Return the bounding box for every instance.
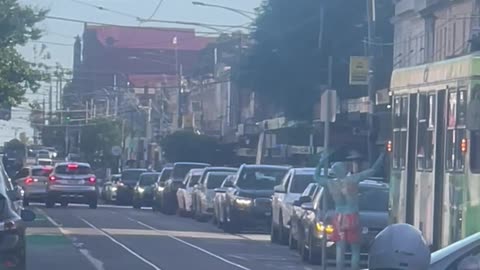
[46,162,98,209]
[13,165,53,206]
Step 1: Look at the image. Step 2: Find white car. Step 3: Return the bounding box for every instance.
[176,169,203,216]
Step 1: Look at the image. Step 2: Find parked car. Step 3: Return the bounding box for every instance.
[152,167,173,211]
[161,162,210,215]
[213,175,236,228]
[132,172,161,208]
[191,166,237,219]
[115,169,147,204]
[193,171,236,222]
[0,158,36,270]
[271,167,316,244]
[221,164,290,233]
[13,165,53,206]
[46,162,98,209]
[289,182,320,250]
[430,232,480,269]
[101,174,121,202]
[176,168,204,216]
[297,179,389,265]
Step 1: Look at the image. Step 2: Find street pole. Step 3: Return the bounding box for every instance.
[366,0,377,166]
[65,108,70,155]
[49,84,53,122]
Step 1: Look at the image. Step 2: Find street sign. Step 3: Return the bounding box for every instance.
[349,56,369,85]
[111,146,122,156]
[320,89,337,123]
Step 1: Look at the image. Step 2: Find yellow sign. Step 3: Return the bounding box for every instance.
[349,56,369,85]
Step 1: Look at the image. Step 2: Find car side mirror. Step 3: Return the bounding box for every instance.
[294,195,311,206]
[21,209,36,222]
[301,202,314,211]
[274,185,286,193]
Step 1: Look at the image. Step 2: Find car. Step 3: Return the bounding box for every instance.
[13,165,53,206]
[152,167,173,211]
[221,164,290,233]
[430,232,480,269]
[161,162,210,215]
[176,168,204,216]
[193,171,236,222]
[297,179,389,265]
[102,174,121,202]
[191,166,238,219]
[132,172,161,209]
[46,162,98,209]
[0,158,36,270]
[115,169,147,204]
[289,182,320,250]
[213,175,236,228]
[271,167,316,244]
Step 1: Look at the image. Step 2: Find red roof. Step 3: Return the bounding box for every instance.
[86,25,213,51]
[128,74,178,88]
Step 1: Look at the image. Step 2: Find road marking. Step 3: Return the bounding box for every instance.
[127,217,251,270]
[80,218,163,270]
[79,248,105,270]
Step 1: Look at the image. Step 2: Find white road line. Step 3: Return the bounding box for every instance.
[80,218,163,270]
[128,218,251,270]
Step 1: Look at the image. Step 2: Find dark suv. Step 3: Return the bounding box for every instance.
[0,158,36,269]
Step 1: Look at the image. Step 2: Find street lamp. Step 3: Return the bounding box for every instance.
[192,1,256,20]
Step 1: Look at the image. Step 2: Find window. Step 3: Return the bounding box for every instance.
[393,96,408,169]
[56,164,92,175]
[289,174,314,193]
[236,167,289,190]
[15,168,29,179]
[32,168,53,177]
[471,131,480,172]
[417,93,435,170]
[206,173,232,189]
[446,89,467,171]
[188,175,201,187]
[139,174,159,186]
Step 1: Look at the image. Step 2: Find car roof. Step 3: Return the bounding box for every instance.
[242,164,291,169]
[55,162,90,167]
[140,172,160,176]
[431,232,480,264]
[174,162,210,166]
[292,167,315,173]
[204,166,237,171]
[122,168,148,172]
[206,171,236,176]
[189,168,205,174]
[31,165,53,169]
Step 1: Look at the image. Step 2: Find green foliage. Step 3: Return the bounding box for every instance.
[0,0,49,105]
[79,119,122,168]
[161,131,234,165]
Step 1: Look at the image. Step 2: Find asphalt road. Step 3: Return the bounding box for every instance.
[25,203,343,270]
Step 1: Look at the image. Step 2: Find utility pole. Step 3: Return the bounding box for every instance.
[173,36,183,129]
[48,84,53,121]
[366,0,377,165]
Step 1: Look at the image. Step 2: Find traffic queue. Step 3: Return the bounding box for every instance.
[100,160,391,268]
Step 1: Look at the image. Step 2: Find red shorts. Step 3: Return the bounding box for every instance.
[329,213,360,244]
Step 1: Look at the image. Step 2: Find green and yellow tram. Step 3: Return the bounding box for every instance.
[389,52,480,250]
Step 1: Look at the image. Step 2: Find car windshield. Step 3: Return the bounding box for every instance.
[38,160,52,165]
[206,173,233,189]
[237,167,289,190]
[121,170,147,182]
[158,168,172,182]
[290,173,314,193]
[172,164,207,180]
[359,187,389,212]
[37,152,49,158]
[32,168,53,177]
[55,164,92,175]
[139,174,159,186]
[188,175,201,187]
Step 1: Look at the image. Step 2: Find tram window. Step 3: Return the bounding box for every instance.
[401,96,408,128]
[446,89,467,171]
[458,90,467,126]
[471,131,480,173]
[417,94,435,170]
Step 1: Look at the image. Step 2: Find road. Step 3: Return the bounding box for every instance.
[25,203,344,270]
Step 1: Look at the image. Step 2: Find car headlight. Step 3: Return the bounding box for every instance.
[111,187,117,192]
[234,197,252,206]
[315,222,334,236]
[157,186,164,192]
[138,187,145,193]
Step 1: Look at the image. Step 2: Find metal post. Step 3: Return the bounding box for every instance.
[48,84,53,121]
[65,108,70,155]
[366,0,377,166]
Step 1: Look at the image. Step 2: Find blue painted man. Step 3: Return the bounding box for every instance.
[315,150,385,270]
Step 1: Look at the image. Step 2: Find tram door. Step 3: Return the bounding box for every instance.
[405,94,418,225]
[433,90,446,251]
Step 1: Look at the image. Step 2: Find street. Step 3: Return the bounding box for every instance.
[26,204,334,270]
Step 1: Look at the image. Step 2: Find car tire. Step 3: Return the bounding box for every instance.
[300,237,309,262]
[308,233,322,265]
[278,212,288,245]
[22,198,29,207]
[223,209,240,234]
[270,221,279,243]
[89,200,98,209]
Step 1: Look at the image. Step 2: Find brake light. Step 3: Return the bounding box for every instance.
[461,138,468,154]
[67,163,78,170]
[88,177,96,183]
[386,140,393,153]
[24,178,34,185]
[49,175,56,182]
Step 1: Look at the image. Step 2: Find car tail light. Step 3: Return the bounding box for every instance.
[24,178,34,185]
[67,163,78,170]
[49,175,56,182]
[88,177,96,184]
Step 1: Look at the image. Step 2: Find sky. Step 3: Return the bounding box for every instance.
[0,0,262,145]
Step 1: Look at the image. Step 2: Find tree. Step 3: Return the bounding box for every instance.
[160,131,234,165]
[79,119,122,168]
[0,0,48,106]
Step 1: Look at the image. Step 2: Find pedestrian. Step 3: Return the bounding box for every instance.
[368,223,430,270]
[317,150,385,270]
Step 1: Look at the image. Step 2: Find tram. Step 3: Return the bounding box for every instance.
[389,52,480,250]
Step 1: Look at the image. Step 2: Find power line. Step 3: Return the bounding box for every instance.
[146,0,164,21]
